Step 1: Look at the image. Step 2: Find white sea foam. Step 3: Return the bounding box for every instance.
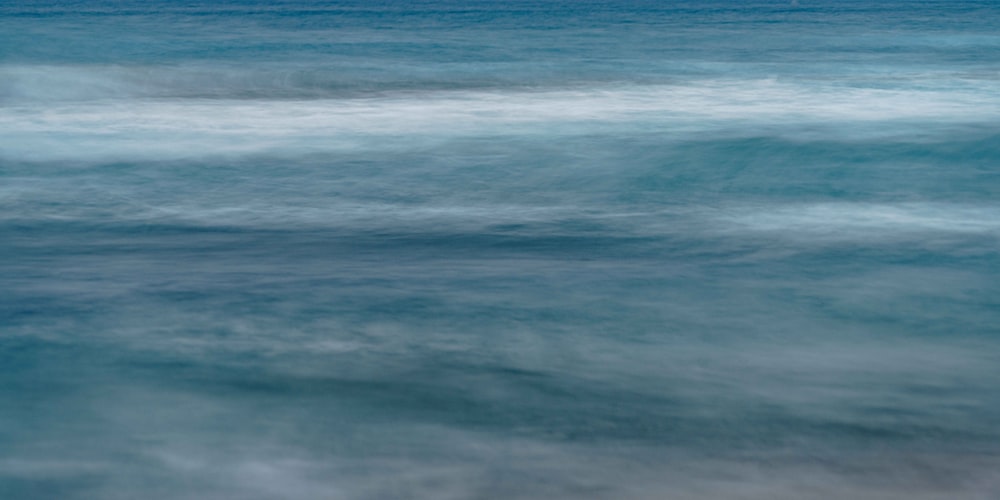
[718,202,1000,239]
[2,78,998,161]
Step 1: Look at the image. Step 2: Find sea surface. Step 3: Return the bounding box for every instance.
[3,1,1000,498]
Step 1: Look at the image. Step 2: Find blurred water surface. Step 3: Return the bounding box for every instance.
[2,1,1000,498]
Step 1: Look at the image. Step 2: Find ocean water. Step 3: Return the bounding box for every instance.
[3,1,1000,498]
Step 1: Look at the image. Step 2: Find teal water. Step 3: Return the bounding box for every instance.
[3,1,1000,498]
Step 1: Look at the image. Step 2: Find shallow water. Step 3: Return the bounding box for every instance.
[3,1,1000,498]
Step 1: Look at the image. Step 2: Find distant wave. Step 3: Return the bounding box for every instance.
[718,202,1000,239]
[3,75,998,161]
